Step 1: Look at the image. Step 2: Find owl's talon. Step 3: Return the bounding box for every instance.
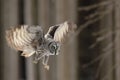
[33,61,38,64]
[21,53,26,57]
[21,53,28,57]
[21,53,25,56]
[44,64,50,70]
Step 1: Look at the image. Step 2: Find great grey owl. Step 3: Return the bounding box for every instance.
[5,21,77,70]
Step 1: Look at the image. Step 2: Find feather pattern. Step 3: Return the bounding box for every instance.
[5,25,43,52]
[5,21,77,69]
[47,21,77,43]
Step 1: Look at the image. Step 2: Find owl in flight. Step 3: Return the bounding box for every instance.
[5,21,77,70]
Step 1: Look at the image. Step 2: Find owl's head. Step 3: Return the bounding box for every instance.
[33,39,60,63]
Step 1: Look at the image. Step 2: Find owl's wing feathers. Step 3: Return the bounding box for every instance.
[6,28,16,49]
[46,21,77,43]
[27,25,44,46]
[6,25,43,51]
[45,25,59,39]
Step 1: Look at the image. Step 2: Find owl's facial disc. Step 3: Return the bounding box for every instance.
[48,41,60,55]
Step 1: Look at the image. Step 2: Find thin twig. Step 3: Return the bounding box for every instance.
[85,4,113,20]
[90,29,120,48]
[101,63,120,80]
[75,6,113,36]
[82,43,113,68]
[95,49,113,79]
[78,1,113,11]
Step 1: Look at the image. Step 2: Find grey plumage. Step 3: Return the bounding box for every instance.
[5,21,77,70]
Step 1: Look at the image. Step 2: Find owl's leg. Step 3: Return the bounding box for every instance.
[42,55,50,70]
[33,51,47,63]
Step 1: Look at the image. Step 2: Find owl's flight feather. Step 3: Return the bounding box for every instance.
[46,21,77,43]
[6,25,43,57]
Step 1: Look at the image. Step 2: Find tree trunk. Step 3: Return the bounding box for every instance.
[0,0,20,80]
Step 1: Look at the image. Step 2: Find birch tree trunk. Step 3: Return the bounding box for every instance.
[55,0,78,80]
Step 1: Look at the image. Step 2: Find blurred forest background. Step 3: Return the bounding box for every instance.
[0,0,120,80]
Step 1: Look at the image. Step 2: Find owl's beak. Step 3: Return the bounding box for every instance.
[55,49,58,55]
[55,46,60,55]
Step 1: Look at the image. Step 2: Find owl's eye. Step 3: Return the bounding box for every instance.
[48,42,57,55]
[51,45,57,51]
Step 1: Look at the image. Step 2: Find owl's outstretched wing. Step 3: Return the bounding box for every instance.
[5,25,44,57]
[46,21,77,43]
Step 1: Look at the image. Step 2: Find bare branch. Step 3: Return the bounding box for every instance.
[75,6,113,36]
[85,4,113,20]
[78,1,112,11]
[82,43,113,68]
[101,63,119,80]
